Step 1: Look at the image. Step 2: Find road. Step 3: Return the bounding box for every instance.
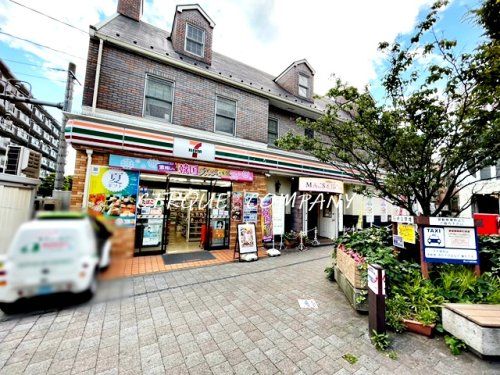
[0,247,497,374]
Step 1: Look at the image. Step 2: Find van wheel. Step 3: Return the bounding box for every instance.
[0,302,19,315]
[81,273,98,302]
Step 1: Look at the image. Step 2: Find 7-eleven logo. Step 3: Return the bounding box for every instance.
[188,141,203,158]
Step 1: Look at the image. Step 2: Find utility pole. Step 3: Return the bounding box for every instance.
[54,62,76,191]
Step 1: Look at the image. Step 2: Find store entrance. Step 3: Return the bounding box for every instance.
[134,174,231,256]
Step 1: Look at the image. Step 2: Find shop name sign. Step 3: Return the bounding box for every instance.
[173,138,215,161]
[298,177,343,194]
[423,226,479,265]
[109,154,253,182]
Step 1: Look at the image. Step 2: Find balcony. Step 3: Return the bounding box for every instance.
[16,110,31,128]
[16,128,30,143]
[41,143,50,155]
[32,122,43,136]
[50,149,58,159]
[39,169,47,179]
[30,137,41,149]
[41,157,49,167]
[51,136,59,147]
[42,131,51,142]
[0,118,15,135]
[48,161,56,170]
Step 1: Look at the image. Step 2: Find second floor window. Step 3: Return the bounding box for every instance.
[305,128,314,139]
[268,118,278,145]
[185,24,205,57]
[298,74,309,97]
[215,96,236,135]
[144,76,173,122]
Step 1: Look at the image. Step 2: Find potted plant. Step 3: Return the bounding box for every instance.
[402,309,437,337]
[283,231,298,248]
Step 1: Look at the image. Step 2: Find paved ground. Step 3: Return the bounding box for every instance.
[0,247,498,374]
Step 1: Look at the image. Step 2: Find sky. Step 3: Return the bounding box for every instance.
[0,0,485,175]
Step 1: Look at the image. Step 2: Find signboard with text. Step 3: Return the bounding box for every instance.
[173,138,215,161]
[397,223,416,244]
[423,225,479,264]
[298,177,344,194]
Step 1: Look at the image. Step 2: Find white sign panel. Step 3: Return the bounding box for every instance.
[366,215,374,223]
[423,227,445,247]
[173,138,215,161]
[393,235,404,249]
[424,248,478,262]
[392,215,414,224]
[367,265,386,295]
[444,227,476,249]
[272,195,286,235]
[429,217,474,227]
[298,177,344,194]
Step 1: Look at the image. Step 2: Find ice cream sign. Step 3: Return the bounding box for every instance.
[423,225,478,265]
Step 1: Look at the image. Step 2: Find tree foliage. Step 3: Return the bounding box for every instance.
[277,0,499,216]
[38,173,73,197]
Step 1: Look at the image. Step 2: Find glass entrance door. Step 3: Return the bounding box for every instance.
[206,184,232,250]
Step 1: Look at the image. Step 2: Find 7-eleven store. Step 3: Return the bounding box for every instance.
[66,113,353,269]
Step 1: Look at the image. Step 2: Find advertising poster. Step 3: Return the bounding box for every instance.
[243,192,259,223]
[397,223,416,244]
[237,223,257,254]
[272,195,285,235]
[231,192,243,221]
[87,166,139,227]
[261,195,273,242]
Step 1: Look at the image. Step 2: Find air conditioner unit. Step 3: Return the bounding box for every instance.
[5,145,41,179]
[0,137,10,173]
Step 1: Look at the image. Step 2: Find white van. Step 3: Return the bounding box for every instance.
[0,212,111,314]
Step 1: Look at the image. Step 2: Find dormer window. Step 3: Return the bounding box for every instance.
[185,24,205,57]
[298,74,309,97]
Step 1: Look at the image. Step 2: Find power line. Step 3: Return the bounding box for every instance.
[7,0,88,34]
[1,58,66,72]
[12,71,67,83]
[0,30,85,60]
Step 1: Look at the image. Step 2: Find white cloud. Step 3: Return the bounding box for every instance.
[0,0,436,175]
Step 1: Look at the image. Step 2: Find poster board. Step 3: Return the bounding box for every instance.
[87,166,139,227]
[272,195,285,235]
[423,225,479,264]
[243,192,258,223]
[231,192,243,221]
[261,195,273,242]
[236,223,258,255]
[397,223,416,244]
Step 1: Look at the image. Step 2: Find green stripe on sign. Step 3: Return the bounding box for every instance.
[124,135,173,149]
[72,127,123,140]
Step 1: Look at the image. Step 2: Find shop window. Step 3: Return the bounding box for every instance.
[268,118,278,145]
[144,76,173,122]
[298,74,309,97]
[215,96,236,135]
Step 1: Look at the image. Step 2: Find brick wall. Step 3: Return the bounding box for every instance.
[117,0,142,22]
[83,43,269,143]
[171,8,213,65]
[275,62,314,102]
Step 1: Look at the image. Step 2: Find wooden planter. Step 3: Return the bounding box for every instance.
[403,319,435,337]
[336,245,366,289]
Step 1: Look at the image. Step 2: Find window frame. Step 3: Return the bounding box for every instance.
[214,95,237,136]
[184,23,205,58]
[305,127,314,139]
[298,73,310,98]
[267,117,279,146]
[143,74,175,122]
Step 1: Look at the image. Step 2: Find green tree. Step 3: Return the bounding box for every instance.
[38,173,73,197]
[277,0,499,216]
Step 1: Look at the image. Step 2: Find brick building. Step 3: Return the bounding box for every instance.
[67,1,364,257]
[0,59,61,179]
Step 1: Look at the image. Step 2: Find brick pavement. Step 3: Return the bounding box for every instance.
[0,247,498,374]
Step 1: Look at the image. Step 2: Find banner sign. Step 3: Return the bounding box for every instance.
[298,177,344,194]
[261,195,273,242]
[109,154,253,182]
[423,226,479,264]
[429,217,474,227]
[87,166,139,227]
[272,195,286,235]
[231,192,243,221]
[397,223,416,244]
[173,138,215,161]
[237,223,257,254]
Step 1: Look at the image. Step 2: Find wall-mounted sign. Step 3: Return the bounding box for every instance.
[429,217,474,227]
[173,138,215,161]
[393,235,404,249]
[237,223,257,254]
[423,225,479,264]
[87,166,139,227]
[243,192,258,223]
[397,223,416,244]
[298,177,344,194]
[392,215,414,224]
[231,192,243,221]
[109,154,253,182]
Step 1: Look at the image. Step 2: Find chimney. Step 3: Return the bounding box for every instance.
[117,0,143,22]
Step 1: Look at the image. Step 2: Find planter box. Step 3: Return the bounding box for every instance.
[403,319,435,337]
[333,265,368,312]
[442,303,500,358]
[336,245,366,289]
